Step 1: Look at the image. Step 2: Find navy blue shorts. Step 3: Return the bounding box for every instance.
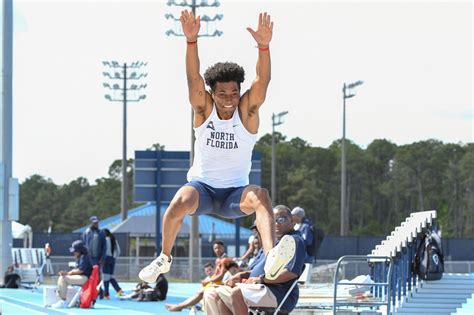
[184,181,248,219]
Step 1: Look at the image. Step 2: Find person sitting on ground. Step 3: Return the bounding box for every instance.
[201,240,228,287]
[121,274,168,301]
[165,250,229,311]
[137,274,168,302]
[203,205,306,315]
[0,265,21,289]
[199,262,216,289]
[51,240,92,309]
[122,281,151,300]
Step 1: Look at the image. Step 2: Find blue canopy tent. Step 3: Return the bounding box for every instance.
[74,203,253,257]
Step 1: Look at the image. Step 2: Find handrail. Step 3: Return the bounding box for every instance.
[368,210,438,311]
[331,211,438,314]
[333,255,393,315]
[371,210,436,258]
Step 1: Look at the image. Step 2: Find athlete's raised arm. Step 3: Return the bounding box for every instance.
[181,10,212,120]
[246,12,273,108]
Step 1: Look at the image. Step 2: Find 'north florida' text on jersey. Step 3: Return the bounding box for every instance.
[187,104,258,188]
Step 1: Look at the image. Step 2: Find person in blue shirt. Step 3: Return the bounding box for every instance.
[203,205,306,314]
[291,206,315,264]
[51,240,92,309]
[81,216,106,266]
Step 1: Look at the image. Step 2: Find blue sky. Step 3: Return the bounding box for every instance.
[12,0,473,184]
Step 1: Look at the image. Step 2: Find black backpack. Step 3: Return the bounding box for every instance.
[413,227,444,281]
[308,224,325,257]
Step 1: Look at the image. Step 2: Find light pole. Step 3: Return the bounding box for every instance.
[271,111,288,202]
[166,0,223,282]
[0,0,17,277]
[102,61,148,222]
[341,80,363,236]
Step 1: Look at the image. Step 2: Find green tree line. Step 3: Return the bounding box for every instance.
[19,137,473,237]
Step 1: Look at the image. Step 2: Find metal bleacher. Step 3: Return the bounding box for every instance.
[294,210,474,315]
[454,293,474,315]
[397,273,474,314]
[366,210,474,315]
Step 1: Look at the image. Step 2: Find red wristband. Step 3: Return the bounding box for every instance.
[258,46,269,51]
[187,40,197,45]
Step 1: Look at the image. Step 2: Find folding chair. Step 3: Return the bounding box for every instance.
[248,263,311,315]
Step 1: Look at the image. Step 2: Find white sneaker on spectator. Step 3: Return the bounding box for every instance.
[139,252,172,282]
[51,299,68,309]
[264,235,296,280]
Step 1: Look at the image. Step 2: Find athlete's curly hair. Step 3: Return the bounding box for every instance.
[204,62,245,91]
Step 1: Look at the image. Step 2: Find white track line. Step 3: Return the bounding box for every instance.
[0,294,77,315]
[0,292,154,315]
[0,298,48,315]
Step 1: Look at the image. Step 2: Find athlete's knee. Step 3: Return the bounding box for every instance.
[246,186,271,207]
[166,194,197,219]
[256,187,270,201]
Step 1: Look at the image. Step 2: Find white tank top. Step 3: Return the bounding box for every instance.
[187,104,258,188]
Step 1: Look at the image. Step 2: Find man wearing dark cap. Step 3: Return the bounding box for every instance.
[51,240,92,309]
[81,216,106,266]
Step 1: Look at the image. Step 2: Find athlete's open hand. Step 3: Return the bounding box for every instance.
[180,10,200,42]
[247,12,273,47]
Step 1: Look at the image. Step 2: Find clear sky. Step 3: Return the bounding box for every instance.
[12,0,473,185]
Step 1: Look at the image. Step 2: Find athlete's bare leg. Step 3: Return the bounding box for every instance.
[239,185,276,254]
[161,186,200,257]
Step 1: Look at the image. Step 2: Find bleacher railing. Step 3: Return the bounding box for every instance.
[369,210,438,310]
[333,255,393,314]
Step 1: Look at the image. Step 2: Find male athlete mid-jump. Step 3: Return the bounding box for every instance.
[140,11,295,283]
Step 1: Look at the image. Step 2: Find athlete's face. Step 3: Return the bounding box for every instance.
[211,81,240,119]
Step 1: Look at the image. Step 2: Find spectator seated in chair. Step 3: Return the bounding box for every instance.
[0,265,21,289]
[50,240,92,309]
[203,205,307,315]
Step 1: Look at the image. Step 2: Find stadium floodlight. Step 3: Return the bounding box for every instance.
[102,61,148,223]
[340,80,364,236]
[166,0,224,282]
[347,80,364,89]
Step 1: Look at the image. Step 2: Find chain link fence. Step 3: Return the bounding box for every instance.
[48,256,474,283]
